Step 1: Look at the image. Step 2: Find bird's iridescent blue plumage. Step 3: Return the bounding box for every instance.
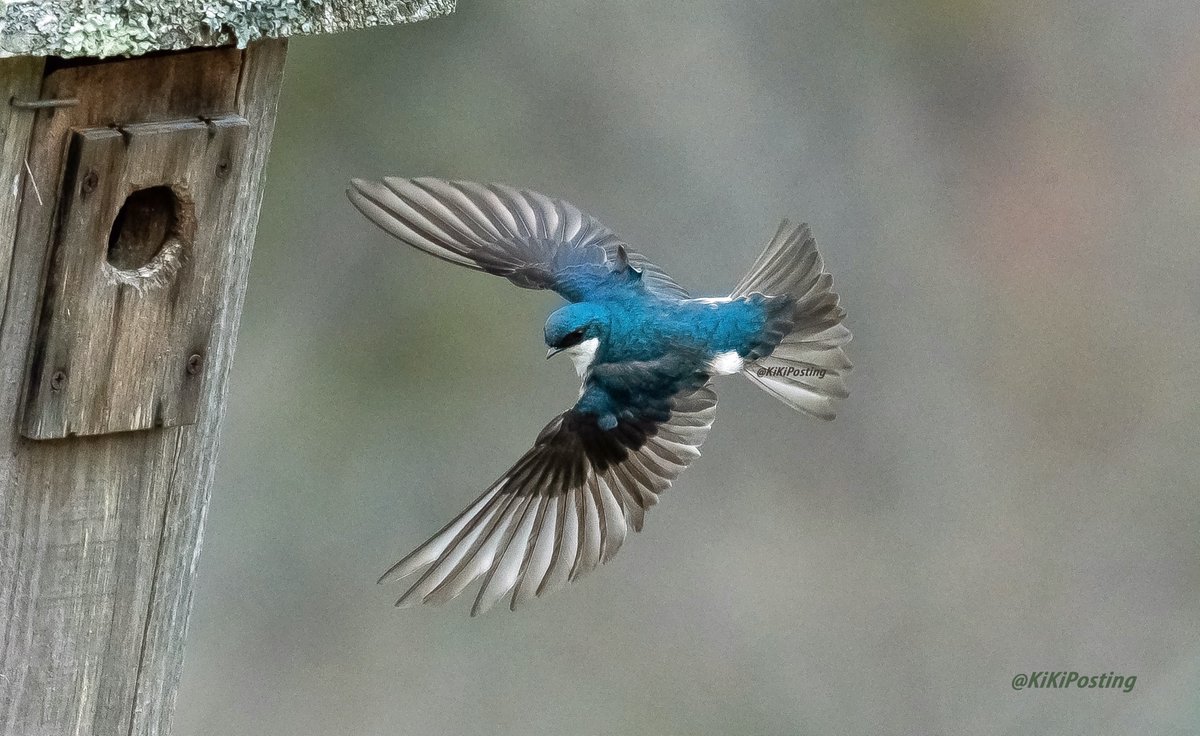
[542,254,794,430]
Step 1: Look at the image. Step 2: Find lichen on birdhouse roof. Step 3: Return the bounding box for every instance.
[0,0,453,59]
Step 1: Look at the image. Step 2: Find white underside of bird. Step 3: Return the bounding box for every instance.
[707,350,745,376]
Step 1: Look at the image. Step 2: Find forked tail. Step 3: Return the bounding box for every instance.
[731,221,852,420]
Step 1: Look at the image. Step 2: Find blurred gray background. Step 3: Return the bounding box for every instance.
[175,2,1200,734]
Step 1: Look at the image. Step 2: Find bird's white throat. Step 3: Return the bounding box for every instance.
[562,337,600,377]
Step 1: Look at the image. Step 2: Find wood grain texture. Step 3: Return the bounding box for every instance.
[23,116,250,439]
[0,40,287,736]
[0,61,45,731]
[0,57,44,364]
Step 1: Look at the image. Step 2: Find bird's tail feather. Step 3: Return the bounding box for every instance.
[731,221,852,420]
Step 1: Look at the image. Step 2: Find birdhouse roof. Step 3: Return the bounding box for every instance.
[0,0,452,59]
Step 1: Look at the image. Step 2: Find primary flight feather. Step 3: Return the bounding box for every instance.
[347,177,851,615]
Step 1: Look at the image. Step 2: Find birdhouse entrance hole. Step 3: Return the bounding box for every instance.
[106,185,184,273]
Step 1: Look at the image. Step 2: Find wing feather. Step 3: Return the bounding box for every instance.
[381,384,717,614]
[348,177,689,300]
[510,497,553,610]
[472,495,541,615]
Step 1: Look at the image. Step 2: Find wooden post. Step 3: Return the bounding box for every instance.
[0,1,449,733]
[0,42,285,735]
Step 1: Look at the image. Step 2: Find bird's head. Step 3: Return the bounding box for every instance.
[544,303,609,368]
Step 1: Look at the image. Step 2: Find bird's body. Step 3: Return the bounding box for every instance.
[548,294,784,429]
[348,177,852,615]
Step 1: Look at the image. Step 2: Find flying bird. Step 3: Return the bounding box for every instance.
[347,178,851,615]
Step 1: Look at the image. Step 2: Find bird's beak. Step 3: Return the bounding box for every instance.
[546,347,563,360]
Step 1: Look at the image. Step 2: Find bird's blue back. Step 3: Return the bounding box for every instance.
[572,286,789,428]
[598,294,774,363]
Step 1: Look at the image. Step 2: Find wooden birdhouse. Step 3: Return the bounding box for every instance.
[0,2,452,733]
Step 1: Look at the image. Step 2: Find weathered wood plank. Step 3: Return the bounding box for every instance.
[0,55,46,731]
[23,116,250,438]
[0,56,44,386]
[127,39,288,736]
[0,39,287,736]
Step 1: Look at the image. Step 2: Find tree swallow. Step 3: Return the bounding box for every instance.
[347,178,851,615]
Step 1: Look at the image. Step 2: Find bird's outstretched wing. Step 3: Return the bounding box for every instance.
[379,383,717,615]
[348,177,688,300]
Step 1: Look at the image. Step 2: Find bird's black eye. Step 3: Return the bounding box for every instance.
[556,328,586,349]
